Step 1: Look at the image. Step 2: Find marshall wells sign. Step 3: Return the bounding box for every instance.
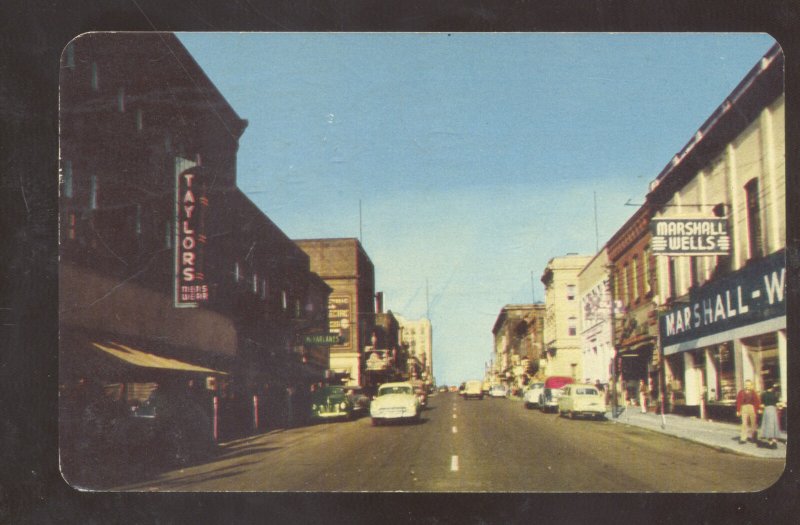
[651,218,730,256]
[659,250,785,354]
[174,164,209,307]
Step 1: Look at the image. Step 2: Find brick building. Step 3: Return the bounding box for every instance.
[59,33,331,483]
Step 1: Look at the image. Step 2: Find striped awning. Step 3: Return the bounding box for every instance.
[91,341,227,375]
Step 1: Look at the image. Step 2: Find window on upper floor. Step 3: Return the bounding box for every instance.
[252,273,258,294]
[234,262,241,282]
[642,248,651,295]
[64,43,75,68]
[67,212,76,241]
[136,108,143,131]
[631,256,639,302]
[745,178,764,260]
[89,175,98,210]
[62,160,73,198]
[566,284,576,301]
[117,87,125,112]
[568,317,577,336]
[260,278,267,300]
[667,257,677,299]
[281,290,288,310]
[622,264,630,305]
[689,256,701,288]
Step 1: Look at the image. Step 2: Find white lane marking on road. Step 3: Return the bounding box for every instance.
[451,455,459,471]
[452,426,457,434]
[452,413,457,419]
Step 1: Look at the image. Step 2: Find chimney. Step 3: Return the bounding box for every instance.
[375,292,384,314]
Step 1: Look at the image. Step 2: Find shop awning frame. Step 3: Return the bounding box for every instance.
[90,341,228,375]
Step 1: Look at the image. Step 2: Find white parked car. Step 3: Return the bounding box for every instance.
[523,382,545,409]
[558,384,607,420]
[370,382,421,426]
[489,384,508,398]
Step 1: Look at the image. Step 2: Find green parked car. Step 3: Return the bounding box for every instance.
[310,385,354,421]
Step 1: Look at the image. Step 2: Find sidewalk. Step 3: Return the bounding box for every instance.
[607,407,787,459]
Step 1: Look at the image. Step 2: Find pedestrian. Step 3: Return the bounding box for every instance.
[759,383,781,449]
[638,379,648,413]
[735,380,761,444]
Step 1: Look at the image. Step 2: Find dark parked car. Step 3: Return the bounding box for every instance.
[310,385,354,421]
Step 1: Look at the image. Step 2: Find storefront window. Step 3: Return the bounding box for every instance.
[711,344,736,404]
[666,354,685,408]
[744,334,779,392]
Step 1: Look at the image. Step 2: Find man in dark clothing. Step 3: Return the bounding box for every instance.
[735,380,761,444]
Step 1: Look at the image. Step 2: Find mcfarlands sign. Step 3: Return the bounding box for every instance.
[659,250,785,353]
[175,166,209,307]
[651,218,730,256]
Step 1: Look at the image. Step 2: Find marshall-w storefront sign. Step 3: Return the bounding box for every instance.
[660,250,785,354]
[651,218,730,256]
[175,163,209,307]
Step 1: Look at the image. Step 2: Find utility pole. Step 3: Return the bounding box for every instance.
[426,278,430,320]
[530,271,536,303]
[359,199,363,244]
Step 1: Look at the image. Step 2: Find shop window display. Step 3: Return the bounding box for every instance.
[710,344,736,404]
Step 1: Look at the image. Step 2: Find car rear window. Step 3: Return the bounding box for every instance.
[576,388,598,395]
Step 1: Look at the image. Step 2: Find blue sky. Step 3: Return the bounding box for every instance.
[178,32,776,386]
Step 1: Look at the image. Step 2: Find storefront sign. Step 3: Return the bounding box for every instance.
[174,163,209,307]
[651,218,730,256]
[660,250,785,350]
[303,333,342,345]
[328,295,351,347]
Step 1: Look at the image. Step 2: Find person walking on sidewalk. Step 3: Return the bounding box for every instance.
[638,380,648,414]
[759,384,781,449]
[736,380,761,444]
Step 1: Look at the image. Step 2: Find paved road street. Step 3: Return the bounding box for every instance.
[116,392,784,492]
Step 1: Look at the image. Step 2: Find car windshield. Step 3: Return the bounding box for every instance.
[576,388,599,396]
[322,386,344,396]
[378,386,412,396]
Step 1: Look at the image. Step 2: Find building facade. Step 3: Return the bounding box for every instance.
[577,248,614,386]
[294,238,376,387]
[541,255,593,380]
[396,315,433,385]
[491,304,546,389]
[59,33,331,481]
[605,203,661,408]
[649,44,785,417]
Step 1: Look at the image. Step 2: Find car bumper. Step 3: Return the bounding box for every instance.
[371,408,418,419]
[312,409,350,419]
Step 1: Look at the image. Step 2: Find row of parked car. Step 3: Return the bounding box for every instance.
[309,382,429,426]
[523,376,607,420]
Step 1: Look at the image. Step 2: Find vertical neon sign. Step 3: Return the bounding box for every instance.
[175,164,209,307]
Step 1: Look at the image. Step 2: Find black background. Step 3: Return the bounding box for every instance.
[1,0,798,522]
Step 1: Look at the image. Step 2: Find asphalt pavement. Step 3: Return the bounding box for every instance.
[105,392,784,492]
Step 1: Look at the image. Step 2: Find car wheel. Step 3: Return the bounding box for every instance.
[524,402,531,409]
[569,410,575,419]
[371,418,380,426]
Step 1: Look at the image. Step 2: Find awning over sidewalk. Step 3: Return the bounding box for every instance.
[90,341,228,375]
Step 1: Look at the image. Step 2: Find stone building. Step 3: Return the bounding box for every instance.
[541,254,593,380]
